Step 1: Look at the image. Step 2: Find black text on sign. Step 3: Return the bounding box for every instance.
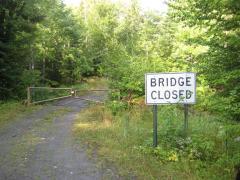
[145,73,196,104]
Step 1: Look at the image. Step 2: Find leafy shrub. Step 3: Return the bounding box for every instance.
[17,70,41,99]
[20,70,41,88]
[134,145,179,162]
[107,100,127,115]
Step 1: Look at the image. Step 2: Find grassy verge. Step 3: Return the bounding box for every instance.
[72,77,108,90]
[73,104,240,180]
[0,101,41,128]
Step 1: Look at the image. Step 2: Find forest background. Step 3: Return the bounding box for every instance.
[1,0,239,121]
[1,0,240,179]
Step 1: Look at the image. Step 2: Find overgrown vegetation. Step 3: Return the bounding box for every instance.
[1,0,239,178]
[72,77,109,90]
[0,102,41,128]
[74,104,240,179]
[1,0,239,120]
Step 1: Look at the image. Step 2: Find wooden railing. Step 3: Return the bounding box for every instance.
[27,87,73,105]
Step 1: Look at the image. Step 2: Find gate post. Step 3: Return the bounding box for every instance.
[27,87,31,106]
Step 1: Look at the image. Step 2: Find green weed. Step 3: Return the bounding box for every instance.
[0,101,41,128]
[74,104,239,179]
[72,77,108,90]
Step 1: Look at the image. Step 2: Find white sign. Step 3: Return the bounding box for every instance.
[145,73,196,105]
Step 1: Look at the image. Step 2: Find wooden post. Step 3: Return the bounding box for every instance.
[27,87,31,106]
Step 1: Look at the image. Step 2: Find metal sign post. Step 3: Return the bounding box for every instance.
[145,72,196,147]
[153,105,158,147]
[184,104,188,135]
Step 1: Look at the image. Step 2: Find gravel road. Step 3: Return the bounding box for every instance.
[0,94,116,180]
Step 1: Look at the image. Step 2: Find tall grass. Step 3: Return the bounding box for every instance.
[74,104,240,179]
[0,101,41,128]
[72,77,108,90]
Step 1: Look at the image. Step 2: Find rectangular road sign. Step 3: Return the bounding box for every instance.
[145,72,196,105]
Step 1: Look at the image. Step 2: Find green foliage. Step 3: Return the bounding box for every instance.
[20,70,41,88]
[0,0,92,100]
[106,100,127,115]
[135,146,179,162]
[75,105,239,179]
[1,0,239,120]
[0,101,41,128]
[169,0,240,120]
[16,69,41,98]
[0,0,40,99]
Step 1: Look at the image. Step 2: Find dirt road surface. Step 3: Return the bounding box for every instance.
[0,95,117,180]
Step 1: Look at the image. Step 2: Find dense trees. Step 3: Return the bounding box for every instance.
[169,0,240,120]
[0,0,43,99]
[0,0,91,99]
[0,0,239,120]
